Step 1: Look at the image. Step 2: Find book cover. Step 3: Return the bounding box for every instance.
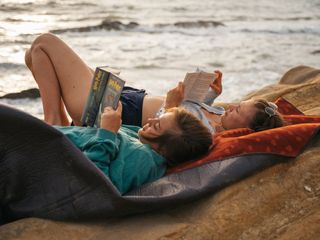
[81,66,125,127]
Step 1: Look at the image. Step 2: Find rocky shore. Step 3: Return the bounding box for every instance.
[0,66,319,240]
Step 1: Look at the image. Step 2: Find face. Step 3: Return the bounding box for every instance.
[221,100,257,130]
[138,111,176,145]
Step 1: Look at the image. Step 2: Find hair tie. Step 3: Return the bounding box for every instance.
[265,102,278,117]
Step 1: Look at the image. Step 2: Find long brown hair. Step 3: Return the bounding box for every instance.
[250,99,284,132]
[144,108,212,167]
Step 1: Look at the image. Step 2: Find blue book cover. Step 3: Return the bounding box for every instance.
[81,66,125,127]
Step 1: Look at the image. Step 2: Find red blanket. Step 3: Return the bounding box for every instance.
[168,98,320,174]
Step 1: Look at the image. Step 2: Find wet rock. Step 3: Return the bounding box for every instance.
[0,88,40,99]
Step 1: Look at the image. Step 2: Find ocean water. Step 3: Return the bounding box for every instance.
[0,0,319,118]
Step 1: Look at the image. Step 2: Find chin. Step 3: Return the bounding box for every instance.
[137,128,143,138]
[137,129,146,143]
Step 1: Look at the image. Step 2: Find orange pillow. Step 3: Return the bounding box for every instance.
[168,98,320,174]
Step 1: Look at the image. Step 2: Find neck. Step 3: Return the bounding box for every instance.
[201,109,228,132]
[139,135,160,152]
[205,112,225,132]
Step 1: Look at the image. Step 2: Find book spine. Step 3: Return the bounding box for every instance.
[81,68,109,127]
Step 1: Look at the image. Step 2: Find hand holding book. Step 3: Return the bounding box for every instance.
[163,70,223,109]
[182,69,223,103]
[100,102,122,134]
[209,70,223,95]
[164,82,185,109]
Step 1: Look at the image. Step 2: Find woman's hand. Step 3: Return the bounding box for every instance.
[210,70,223,95]
[164,81,185,109]
[100,102,122,134]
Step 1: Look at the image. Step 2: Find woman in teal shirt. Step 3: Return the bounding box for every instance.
[53,102,212,194]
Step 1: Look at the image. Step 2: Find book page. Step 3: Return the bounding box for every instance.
[183,71,215,102]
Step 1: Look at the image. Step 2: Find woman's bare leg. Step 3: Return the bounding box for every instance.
[25,33,93,125]
[25,47,70,125]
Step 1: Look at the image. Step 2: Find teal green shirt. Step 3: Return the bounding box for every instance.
[54,125,166,194]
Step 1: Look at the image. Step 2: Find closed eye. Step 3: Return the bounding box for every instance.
[155,122,160,130]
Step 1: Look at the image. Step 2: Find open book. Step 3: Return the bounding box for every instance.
[183,70,216,102]
[81,66,125,127]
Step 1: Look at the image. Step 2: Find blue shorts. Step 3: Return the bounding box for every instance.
[120,86,147,127]
[73,86,146,127]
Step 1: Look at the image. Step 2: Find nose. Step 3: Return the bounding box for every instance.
[147,118,158,127]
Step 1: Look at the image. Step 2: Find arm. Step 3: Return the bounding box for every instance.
[83,102,123,174]
[82,129,119,174]
[203,70,223,105]
[164,82,185,109]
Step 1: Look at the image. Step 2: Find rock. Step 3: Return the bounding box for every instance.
[0,88,40,99]
[0,66,320,239]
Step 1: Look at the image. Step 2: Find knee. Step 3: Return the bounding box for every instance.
[30,33,58,52]
[28,33,60,61]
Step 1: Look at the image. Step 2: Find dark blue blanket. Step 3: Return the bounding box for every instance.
[0,104,305,224]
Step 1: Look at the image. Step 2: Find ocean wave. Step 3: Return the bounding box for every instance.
[158,20,225,28]
[240,28,320,35]
[50,19,225,34]
[263,16,314,21]
[0,62,26,70]
[135,64,162,69]
[67,2,97,7]
[231,16,317,22]
[0,1,82,13]
[4,17,23,22]
[171,7,187,12]
[50,20,139,34]
[0,2,33,12]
